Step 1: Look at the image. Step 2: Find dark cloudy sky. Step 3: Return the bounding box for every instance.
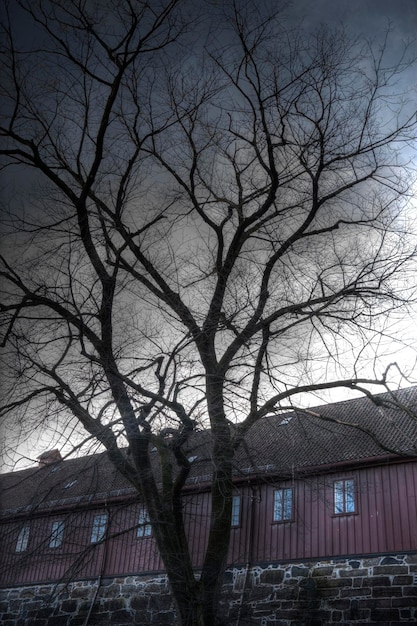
[288,0,417,35]
[286,0,417,73]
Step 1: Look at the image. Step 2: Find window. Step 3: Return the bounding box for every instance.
[273,488,293,522]
[49,521,65,548]
[231,495,241,527]
[334,479,356,514]
[137,508,152,538]
[90,514,107,543]
[16,525,30,552]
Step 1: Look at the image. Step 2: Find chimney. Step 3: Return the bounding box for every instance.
[37,449,62,468]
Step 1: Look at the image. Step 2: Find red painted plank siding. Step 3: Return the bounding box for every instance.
[1,460,416,586]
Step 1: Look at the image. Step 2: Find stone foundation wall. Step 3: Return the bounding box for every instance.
[1,554,416,625]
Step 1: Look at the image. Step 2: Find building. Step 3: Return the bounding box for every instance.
[1,387,417,625]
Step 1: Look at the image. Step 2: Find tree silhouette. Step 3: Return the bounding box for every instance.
[1,1,416,624]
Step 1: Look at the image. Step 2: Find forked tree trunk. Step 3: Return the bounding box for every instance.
[157,460,234,626]
[170,574,225,626]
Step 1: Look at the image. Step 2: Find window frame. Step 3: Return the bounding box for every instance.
[16,524,30,552]
[333,478,356,515]
[49,520,65,548]
[231,494,241,528]
[137,507,152,538]
[90,513,107,543]
[273,487,294,523]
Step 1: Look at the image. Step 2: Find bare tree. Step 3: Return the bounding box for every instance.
[1,1,416,624]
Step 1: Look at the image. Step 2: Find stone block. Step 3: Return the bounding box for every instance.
[373,565,408,575]
[363,576,391,587]
[101,598,125,612]
[110,608,135,623]
[262,608,301,619]
[291,566,309,577]
[120,584,137,594]
[380,556,404,565]
[367,597,392,608]
[392,575,413,585]
[77,601,92,615]
[148,594,172,611]
[71,588,92,599]
[316,588,339,598]
[316,577,349,588]
[24,600,43,616]
[2,613,19,621]
[232,572,247,591]
[370,608,399,620]
[326,598,350,610]
[223,571,233,584]
[308,608,332,622]
[358,598,379,609]
[145,582,165,593]
[392,596,417,607]
[60,599,77,613]
[89,611,112,624]
[45,616,70,625]
[151,611,176,624]
[330,609,343,621]
[405,554,417,563]
[260,569,284,585]
[312,566,334,577]
[341,586,371,597]
[349,608,371,621]
[339,568,367,577]
[372,586,402,598]
[68,618,87,626]
[130,595,149,611]
[273,585,297,600]
[33,606,55,618]
[247,585,273,601]
[404,585,417,596]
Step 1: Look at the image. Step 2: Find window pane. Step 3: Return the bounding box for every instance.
[334,479,355,514]
[283,489,293,520]
[91,514,107,543]
[345,479,355,513]
[273,488,293,521]
[49,521,65,548]
[16,525,30,552]
[273,489,283,521]
[334,481,345,514]
[137,508,151,538]
[231,495,240,527]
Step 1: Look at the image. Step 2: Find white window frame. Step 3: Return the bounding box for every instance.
[16,525,30,552]
[137,507,152,538]
[273,488,293,522]
[231,495,241,527]
[49,520,65,548]
[90,514,107,543]
[334,479,356,514]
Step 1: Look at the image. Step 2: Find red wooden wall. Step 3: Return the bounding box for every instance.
[1,460,416,586]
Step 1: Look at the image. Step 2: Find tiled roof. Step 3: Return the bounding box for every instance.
[1,387,416,516]
[234,385,417,476]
